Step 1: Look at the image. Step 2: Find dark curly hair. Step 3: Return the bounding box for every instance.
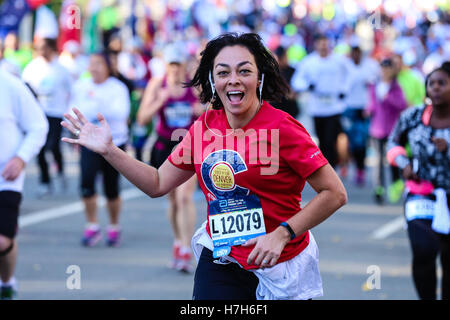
[185,32,290,109]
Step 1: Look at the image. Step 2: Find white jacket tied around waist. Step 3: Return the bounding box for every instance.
[191,221,323,300]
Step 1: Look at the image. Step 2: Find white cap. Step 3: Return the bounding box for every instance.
[163,42,187,64]
[34,5,59,39]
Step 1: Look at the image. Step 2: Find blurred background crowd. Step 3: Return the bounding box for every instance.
[1,0,449,84]
[0,0,449,197]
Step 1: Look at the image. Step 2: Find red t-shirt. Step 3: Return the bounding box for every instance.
[168,101,328,269]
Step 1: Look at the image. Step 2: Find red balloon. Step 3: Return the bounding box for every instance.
[26,0,50,10]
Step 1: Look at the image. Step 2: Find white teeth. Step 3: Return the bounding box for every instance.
[227,91,244,102]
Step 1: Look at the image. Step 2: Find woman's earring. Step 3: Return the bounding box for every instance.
[259,73,264,106]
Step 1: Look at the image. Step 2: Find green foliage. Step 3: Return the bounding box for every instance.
[46,0,64,17]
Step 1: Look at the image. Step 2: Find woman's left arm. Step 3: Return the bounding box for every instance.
[245,164,347,267]
[287,164,347,236]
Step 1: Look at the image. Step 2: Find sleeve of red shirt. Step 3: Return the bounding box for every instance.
[279,115,328,179]
[167,121,196,171]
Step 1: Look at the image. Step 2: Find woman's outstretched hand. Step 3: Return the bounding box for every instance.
[61,108,113,157]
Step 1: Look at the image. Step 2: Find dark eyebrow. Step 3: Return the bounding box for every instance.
[214,61,253,69]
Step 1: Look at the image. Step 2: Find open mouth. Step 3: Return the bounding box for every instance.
[226,90,245,104]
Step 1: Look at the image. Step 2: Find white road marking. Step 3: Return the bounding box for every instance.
[19,188,145,228]
[20,184,405,240]
[370,216,405,240]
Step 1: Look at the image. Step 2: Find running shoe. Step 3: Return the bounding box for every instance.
[388,179,405,204]
[176,251,194,274]
[56,174,68,192]
[374,186,385,205]
[169,242,181,269]
[1,285,16,300]
[36,183,52,198]
[355,169,365,186]
[106,227,121,247]
[81,227,102,247]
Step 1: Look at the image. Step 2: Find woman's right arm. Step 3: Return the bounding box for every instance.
[102,144,194,197]
[62,108,194,197]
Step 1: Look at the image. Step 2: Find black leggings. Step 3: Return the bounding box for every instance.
[313,115,342,168]
[407,219,450,300]
[192,248,259,300]
[0,191,22,239]
[80,145,125,199]
[38,116,63,184]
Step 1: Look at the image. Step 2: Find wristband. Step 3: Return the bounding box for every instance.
[395,155,410,170]
[280,222,296,240]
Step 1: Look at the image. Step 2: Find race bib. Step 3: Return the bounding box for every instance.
[208,195,266,258]
[164,101,193,128]
[316,93,333,105]
[405,195,435,221]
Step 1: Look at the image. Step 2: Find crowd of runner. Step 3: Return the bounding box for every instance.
[0,0,449,300]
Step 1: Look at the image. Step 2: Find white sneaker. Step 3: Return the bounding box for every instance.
[57,174,68,192]
[36,183,52,198]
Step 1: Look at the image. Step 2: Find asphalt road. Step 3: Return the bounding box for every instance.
[13,134,424,300]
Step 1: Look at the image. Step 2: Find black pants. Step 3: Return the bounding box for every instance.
[437,232,450,300]
[38,116,63,184]
[313,114,342,168]
[80,145,125,199]
[0,191,22,239]
[407,219,450,300]
[192,248,259,300]
[342,109,369,170]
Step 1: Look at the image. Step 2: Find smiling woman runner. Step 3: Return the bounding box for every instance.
[61,33,347,300]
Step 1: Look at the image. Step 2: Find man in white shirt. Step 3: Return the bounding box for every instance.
[0,69,48,299]
[22,37,72,196]
[341,45,380,185]
[291,34,353,167]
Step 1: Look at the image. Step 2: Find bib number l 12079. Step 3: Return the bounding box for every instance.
[208,195,266,258]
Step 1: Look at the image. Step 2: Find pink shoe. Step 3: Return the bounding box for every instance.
[355,169,365,186]
[176,250,194,273]
[106,227,121,247]
[169,242,181,269]
[81,227,102,247]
